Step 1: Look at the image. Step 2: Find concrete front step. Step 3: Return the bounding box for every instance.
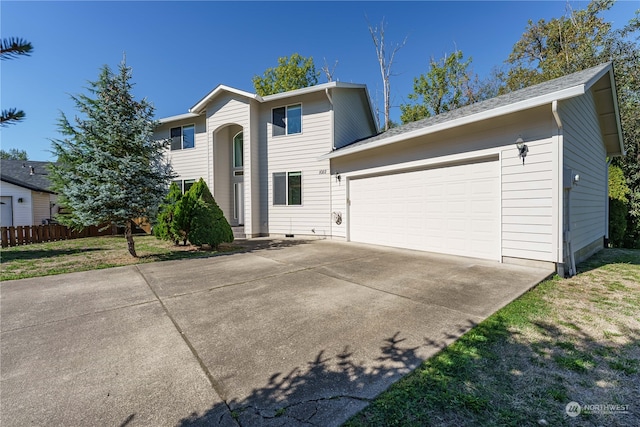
[232,226,245,239]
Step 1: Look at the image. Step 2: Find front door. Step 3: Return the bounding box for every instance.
[232,131,244,226]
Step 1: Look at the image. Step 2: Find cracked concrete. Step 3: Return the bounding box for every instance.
[1,238,553,426]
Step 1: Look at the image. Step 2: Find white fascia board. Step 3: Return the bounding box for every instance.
[158,112,200,124]
[190,85,261,114]
[322,84,586,160]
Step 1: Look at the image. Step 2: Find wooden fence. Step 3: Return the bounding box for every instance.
[1,224,117,248]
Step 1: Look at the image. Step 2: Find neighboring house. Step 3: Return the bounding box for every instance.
[157,62,623,276]
[0,160,58,227]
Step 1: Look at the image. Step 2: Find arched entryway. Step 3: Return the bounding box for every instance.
[212,124,244,227]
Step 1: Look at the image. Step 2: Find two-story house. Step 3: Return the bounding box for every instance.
[154,82,377,240]
[156,63,624,276]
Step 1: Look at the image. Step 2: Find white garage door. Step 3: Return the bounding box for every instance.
[349,159,500,260]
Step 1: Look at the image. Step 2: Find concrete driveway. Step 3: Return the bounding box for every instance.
[1,239,553,426]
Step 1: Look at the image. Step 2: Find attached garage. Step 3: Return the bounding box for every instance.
[326,62,625,276]
[349,158,500,260]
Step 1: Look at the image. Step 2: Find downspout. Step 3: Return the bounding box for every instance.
[554,100,576,277]
[325,87,334,239]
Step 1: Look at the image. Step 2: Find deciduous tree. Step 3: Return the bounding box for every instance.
[400,50,476,124]
[253,53,319,96]
[0,148,28,160]
[50,59,173,257]
[368,18,407,131]
[502,0,640,247]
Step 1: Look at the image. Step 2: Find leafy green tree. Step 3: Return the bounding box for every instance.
[1,37,33,127]
[502,0,640,247]
[0,148,28,160]
[253,53,319,96]
[172,178,233,249]
[609,164,630,247]
[400,50,476,124]
[154,182,183,244]
[50,59,174,257]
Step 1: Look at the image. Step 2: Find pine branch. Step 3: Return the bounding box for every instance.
[0,109,26,127]
[1,37,33,60]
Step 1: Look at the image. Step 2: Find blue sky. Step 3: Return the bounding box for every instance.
[1,1,636,161]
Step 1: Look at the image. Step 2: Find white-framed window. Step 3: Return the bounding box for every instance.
[272,104,302,137]
[172,179,196,193]
[233,131,243,168]
[273,171,302,205]
[170,124,195,150]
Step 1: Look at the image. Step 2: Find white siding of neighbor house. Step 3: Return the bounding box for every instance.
[561,91,607,258]
[332,89,377,149]
[157,116,208,186]
[262,91,333,236]
[0,181,33,226]
[330,106,558,263]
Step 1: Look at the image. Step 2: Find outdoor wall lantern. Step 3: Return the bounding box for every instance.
[17,198,24,203]
[516,136,528,165]
[335,173,342,183]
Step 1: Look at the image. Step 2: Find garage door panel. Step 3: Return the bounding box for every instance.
[349,161,500,260]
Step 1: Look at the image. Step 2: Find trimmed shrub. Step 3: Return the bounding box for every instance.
[154,182,183,244]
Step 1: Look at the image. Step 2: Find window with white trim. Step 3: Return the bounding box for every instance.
[170,124,195,150]
[172,179,196,193]
[272,104,301,136]
[273,171,302,205]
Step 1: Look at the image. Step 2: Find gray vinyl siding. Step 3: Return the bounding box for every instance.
[332,89,376,149]
[561,91,607,256]
[262,91,333,236]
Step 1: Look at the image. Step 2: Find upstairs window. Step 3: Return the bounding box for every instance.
[273,171,302,205]
[170,124,195,150]
[272,104,301,137]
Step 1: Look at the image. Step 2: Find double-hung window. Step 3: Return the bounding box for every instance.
[273,171,302,205]
[272,104,301,136]
[172,179,196,193]
[170,124,195,150]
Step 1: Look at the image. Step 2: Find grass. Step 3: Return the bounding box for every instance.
[344,248,640,427]
[0,234,239,281]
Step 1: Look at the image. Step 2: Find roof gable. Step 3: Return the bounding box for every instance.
[159,82,374,124]
[1,159,55,193]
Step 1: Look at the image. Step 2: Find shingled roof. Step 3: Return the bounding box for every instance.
[1,159,55,193]
[326,62,622,158]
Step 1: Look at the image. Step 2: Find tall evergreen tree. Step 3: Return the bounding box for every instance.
[50,59,173,257]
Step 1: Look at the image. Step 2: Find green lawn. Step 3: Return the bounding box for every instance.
[344,248,640,426]
[0,234,238,281]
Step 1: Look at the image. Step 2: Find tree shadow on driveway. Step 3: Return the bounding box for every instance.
[176,331,433,426]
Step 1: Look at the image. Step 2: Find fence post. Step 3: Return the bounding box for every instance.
[1,227,8,248]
